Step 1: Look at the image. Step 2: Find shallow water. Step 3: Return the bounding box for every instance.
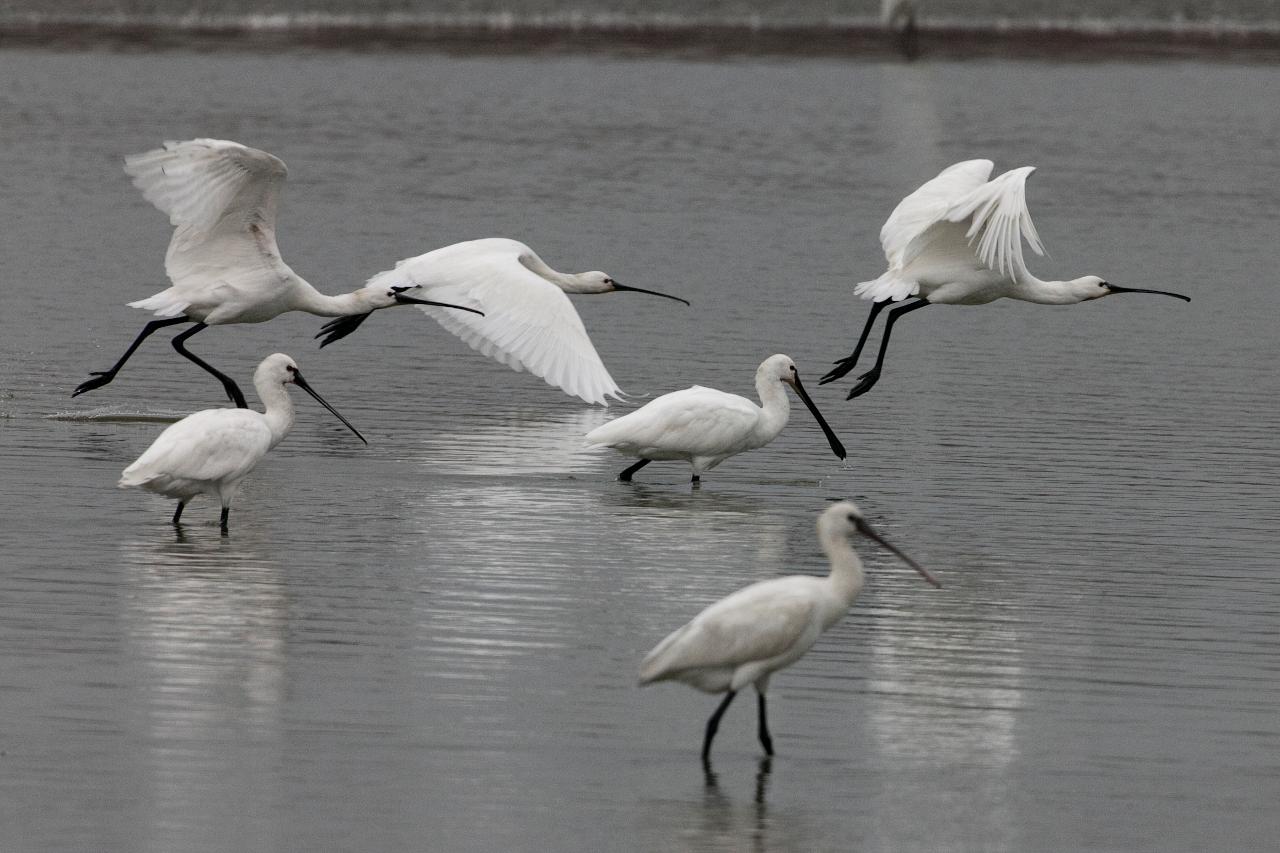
[1,48,1278,852]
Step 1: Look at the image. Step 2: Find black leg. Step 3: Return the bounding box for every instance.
[172,501,186,525]
[618,458,651,482]
[756,691,774,756]
[171,323,248,408]
[820,299,890,385]
[846,298,930,399]
[702,690,737,763]
[72,317,189,398]
[220,506,230,534]
[691,474,701,484]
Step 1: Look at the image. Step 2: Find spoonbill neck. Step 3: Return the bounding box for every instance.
[293,282,393,318]
[751,373,792,444]
[820,528,866,605]
[1011,274,1097,305]
[254,376,295,447]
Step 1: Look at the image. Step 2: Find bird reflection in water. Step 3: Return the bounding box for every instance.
[699,756,775,851]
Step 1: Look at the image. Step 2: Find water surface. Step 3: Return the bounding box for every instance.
[1,48,1278,852]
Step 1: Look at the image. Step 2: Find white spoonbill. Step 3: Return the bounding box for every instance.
[584,354,846,483]
[315,237,690,406]
[73,139,481,408]
[819,159,1190,399]
[118,353,366,532]
[639,501,941,761]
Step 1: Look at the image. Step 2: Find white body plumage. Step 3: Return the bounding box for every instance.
[639,501,940,759]
[119,353,365,529]
[363,237,687,406]
[584,354,845,481]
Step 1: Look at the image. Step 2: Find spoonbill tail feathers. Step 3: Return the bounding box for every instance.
[639,501,939,760]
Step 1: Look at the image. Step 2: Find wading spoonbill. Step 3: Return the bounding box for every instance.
[315,238,690,406]
[118,353,365,532]
[73,139,481,408]
[584,354,846,483]
[639,501,940,761]
[819,159,1190,399]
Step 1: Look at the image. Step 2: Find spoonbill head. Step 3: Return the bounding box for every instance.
[71,139,480,408]
[118,353,366,532]
[584,354,846,483]
[639,501,939,761]
[819,159,1190,399]
[315,237,689,406]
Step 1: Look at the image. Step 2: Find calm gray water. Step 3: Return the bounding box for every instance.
[1,48,1278,852]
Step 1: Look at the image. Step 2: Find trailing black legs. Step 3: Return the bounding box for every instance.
[820,298,889,385]
[72,317,188,398]
[171,323,248,408]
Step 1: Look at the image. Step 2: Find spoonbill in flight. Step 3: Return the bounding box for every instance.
[584,354,846,483]
[315,237,690,406]
[639,501,940,761]
[72,139,481,408]
[819,159,1190,399]
[118,353,366,532]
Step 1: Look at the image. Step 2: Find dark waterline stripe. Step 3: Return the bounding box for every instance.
[2,16,1280,59]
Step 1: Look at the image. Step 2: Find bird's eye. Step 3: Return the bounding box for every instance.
[1099,281,1109,288]
[286,365,297,375]
[604,278,614,285]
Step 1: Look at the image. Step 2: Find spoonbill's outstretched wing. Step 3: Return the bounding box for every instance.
[123,139,293,318]
[943,165,1047,280]
[856,159,1048,302]
[367,239,624,406]
[856,159,995,303]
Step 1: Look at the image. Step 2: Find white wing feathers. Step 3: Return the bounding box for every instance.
[123,139,291,314]
[367,240,623,406]
[943,165,1046,279]
[879,159,994,271]
[856,160,1048,301]
[639,579,817,686]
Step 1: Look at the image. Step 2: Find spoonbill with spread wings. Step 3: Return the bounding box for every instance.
[315,237,690,406]
[819,159,1190,399]
[72,139,481,408]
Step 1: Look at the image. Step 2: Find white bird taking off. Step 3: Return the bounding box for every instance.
[118,353,366,532]
[819,159,1190,399]
[639,501,941,761]
[584,354,846,483]
[73,139,481,408]
[315,237,690,406]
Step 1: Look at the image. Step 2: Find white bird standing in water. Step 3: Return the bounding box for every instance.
[639,501,941,761]
[73,139,481,408]
[819,159,1190,399]
[315,237,690,406]
[118,353,366,532]
[584,354,846,483]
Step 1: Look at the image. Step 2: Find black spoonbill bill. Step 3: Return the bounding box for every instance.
[118,353,365,532]
[639,501,940,761]
[819,159,1190,399]
[73,139,481,408]
[584,354,846,483]
[315,237,690,406]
